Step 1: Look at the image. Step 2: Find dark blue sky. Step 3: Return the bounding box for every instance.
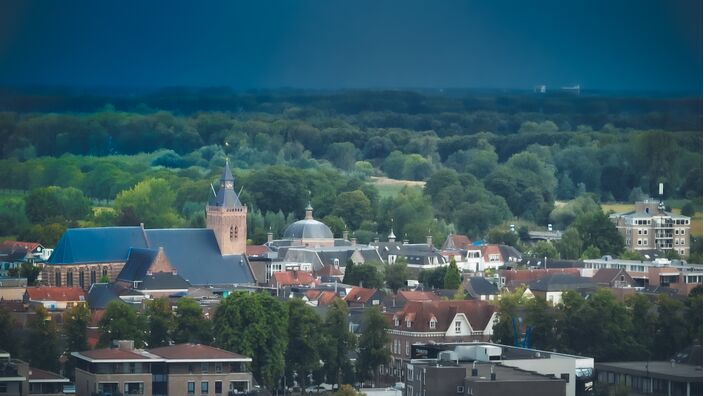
[0,0,700,92]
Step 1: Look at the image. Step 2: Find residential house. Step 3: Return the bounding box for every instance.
[343,287,384,308]
[24,286,85,311]
[499,268,582,292]
[385,300,497,381]
[0,241,52,276]
[591,268,635,288]
[456,244,523,272]
[72,341,254,396]
[441,234,473,250]
[463,277,500,301]
[269,270,319,289]
[303,290,338,307]
[527,274,597,305]
[370,234,446,270]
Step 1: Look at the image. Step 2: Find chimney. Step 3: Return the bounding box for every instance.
[374,236,380,243]
[343,228,349,241]
[351,237,357,246]
[116,340,134,351]
[267,229,273,243]
[490,364,496,381]
[426,234,433,246]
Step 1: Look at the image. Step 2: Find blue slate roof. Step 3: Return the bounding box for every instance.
[48,227,147,265]
[48,227,255,286]
[117,248,159,282]
[145,229,254,285]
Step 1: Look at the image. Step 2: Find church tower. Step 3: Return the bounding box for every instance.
[206,159,247,255]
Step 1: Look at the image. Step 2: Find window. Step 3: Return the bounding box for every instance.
[55,271,61,287]
[215,363,222,373]
[201,381,209,394]
[456,386,464,393]
[394,318,399,327]
[90,270,96,284]
[66,272,73,288]
[429,319,437,329]
[0,383,7,392]
[188,381,196,395]
[102,267,108,278]
[124,382,144,395]
[406,342,410,356]
[79,271,85,289]
[215,381,222,394]
[455,320,461,334]
[406,319,412,328]
[202,362,209,373]
[643,239,647,246]
[560,373,570,383]
[230,226,235,241]
[188,364,194,374]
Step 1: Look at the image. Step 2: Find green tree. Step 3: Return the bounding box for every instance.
[525,297,559,351]
[63,304,90,353]
[173,298,211,345]
[385,259,410,293]
[443,259,461,290]
[342,262,384,289]
[25,186,91,223]
[653,294,689,360]
[486,226,518,247]
[98,301,147,348]
[418,266,447,289]
[572,211,624,256]
[325,142,359,171]
[18,262,42,285]
[581,245,602,259]
[686,286,703,343]
[356,307,390,384]
[556,227,583,259]
[286,299,323,386]
[145,297,174,347]
[492,288,526,345]
[23,306,60,371]
[530,241,558,259]
[333,190,372,230]
[17,223,67,247]
[680,201,695,217]
[625,294,656,360]
[213,292,288,389]
[113,178,183,228]
[0,306,18,356]
[321,299,356,387]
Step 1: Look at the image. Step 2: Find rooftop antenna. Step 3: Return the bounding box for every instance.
[210,183,217,197]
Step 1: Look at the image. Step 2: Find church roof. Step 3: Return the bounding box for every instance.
[48,227,147,265]
[48,228,255,286]
[208,160,243,208]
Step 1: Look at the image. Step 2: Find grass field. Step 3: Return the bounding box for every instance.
[370,176,424,198]
[601,202,702,238]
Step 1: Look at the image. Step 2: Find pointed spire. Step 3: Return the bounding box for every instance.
[210,159,242,208]
[220,157,234,183]
[388,218,396,242]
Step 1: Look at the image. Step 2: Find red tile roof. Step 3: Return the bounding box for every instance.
[271,271,318,287]
[393,300,496,333]
[148,343,250,360]
[447,234,472,249]
[0,240,41,252]
[28,367,68,382]
[501,268,580,285]
[481,245,502,259]
[318,264,343,277]
[398,291,441,302]
[25,287,85,302]
[246,245,270,256]
[343,287,378,304]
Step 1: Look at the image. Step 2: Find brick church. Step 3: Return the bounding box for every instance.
[42,161,256,290]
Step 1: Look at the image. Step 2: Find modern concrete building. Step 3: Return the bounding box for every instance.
[407,342,594,396]
[0,350,69,396]
[72,341,254,396]
[595,359,702,396]
[610,199,691,257]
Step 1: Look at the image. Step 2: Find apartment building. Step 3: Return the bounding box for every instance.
[72,341,253,396]
[610,199,691,257]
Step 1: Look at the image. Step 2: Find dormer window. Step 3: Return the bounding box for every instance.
[429,318,437,329]
[406,319,412,328]
[394,317,399,327]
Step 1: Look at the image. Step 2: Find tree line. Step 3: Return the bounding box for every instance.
[0,293,391,391]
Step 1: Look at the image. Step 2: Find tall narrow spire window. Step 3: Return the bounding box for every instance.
[230,226,235,241]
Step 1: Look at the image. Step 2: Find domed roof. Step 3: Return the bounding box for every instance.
[282,219,334,240]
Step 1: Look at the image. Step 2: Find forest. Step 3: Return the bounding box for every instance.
[0,88,701,262]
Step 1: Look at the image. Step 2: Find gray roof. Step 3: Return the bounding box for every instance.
[48,227,256,286]
[209,162,243,208]
[145,229,254,286]
[466,277,499,297]
[595,361,703,382]
[528,274,596,292]
[140,272,191,291]
[48,227,147,264]
[282,219,334,240]
[86,283,121,309]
